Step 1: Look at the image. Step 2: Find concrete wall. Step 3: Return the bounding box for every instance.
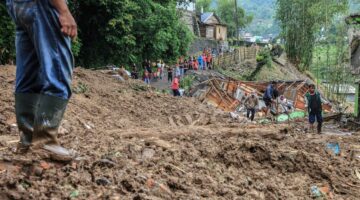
[188,38,229,55]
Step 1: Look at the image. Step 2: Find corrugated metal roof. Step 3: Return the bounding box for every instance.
[201,12,214,23]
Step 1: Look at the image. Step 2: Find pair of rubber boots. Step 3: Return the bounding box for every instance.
[15,93,74,161]
[310,123,322,134]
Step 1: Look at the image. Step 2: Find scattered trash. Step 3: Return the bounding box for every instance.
[276,114,289,122]
[69,190,79,198]
[230,112,240,120]
[142,148,155,160]
[310,186,323,198]
[84,124,91,130]
[259,119,270,124]
[289,111,305,120]
[326,143,340,155]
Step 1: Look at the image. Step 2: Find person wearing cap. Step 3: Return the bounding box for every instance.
[244,92,259,121]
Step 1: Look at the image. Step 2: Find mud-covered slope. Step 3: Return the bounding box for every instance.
[0,66,360,199]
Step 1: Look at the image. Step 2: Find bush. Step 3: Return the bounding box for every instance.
[180,75,195,92]
[256,48,272,68]
[0,2,15,64]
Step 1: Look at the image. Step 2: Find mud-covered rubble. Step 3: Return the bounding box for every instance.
[0,65,360,199]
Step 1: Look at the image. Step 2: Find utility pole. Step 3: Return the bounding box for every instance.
[234,0,240,40]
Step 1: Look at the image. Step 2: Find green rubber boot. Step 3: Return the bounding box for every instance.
[317,122,322,134]
[33,95,75,161]
[15,93,40,153]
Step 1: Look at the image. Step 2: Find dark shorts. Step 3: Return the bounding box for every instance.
[173,89,180,97]
[309,112,323,124]
[264,98,272,107]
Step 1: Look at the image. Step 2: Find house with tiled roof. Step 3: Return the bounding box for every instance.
[199,12,227,41]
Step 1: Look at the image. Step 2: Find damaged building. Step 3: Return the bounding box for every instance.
[188,71,332,115]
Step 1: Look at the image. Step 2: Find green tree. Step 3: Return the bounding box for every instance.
[216,0,253,38]
[0,0,193,68]
[276,0,348,71]
[196,0,212,13]
[75,0,193,67]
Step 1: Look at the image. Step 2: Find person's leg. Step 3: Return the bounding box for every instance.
[308,113,316,133]
[172,89,177,96]
[250,108,255,121]
[9,1,42,152]
[176,89,181,96]
[316,112,323,134]
[246,109,250,118]
[32,2,74,100]
[30,1,74,159]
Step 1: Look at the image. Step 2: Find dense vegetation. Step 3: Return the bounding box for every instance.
[276,0,348,71]
[0,0,193,68]
[0,3,15,64]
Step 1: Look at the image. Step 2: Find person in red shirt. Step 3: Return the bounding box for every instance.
[171,75,180,96]
[193,56,198,70]
[144,70,150,85]
[207,53,212,69]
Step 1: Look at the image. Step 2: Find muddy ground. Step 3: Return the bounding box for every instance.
[1,65,360,200]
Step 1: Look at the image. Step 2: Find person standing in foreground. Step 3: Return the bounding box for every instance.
[6,0,77,160]
[171,75,180,97]
[305,84,330,134]
[244,92,259,121]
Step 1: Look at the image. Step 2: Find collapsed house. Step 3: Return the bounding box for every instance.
[188,71,332,114]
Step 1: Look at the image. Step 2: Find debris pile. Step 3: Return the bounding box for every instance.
[187,71,333,121]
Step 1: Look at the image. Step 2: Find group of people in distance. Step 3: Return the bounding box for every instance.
[131,48,215,96]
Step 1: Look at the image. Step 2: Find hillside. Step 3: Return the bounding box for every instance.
[210,0,359,36]
[210,0,279,36]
